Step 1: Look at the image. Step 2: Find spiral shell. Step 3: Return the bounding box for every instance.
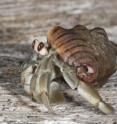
[47,25,116,84]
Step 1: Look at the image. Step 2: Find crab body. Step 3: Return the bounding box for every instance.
[21,25,117,114]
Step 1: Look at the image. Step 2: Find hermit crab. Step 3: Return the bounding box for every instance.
[21,25,117,114]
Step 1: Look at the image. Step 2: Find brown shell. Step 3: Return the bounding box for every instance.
[47,25,117,84]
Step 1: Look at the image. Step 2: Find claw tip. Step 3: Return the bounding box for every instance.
[98,101,114,114]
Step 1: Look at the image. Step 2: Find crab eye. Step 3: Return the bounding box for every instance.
[37,42,44,51]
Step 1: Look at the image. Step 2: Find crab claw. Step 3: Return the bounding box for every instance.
[77,81,114,114]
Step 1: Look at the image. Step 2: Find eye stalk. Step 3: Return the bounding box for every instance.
[32,39,48,56]
[32,39,36,49]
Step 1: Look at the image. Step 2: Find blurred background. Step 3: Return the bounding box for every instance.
[0,0,117,44]
[0,0,117,123]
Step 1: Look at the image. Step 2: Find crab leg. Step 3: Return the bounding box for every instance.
[77,81,114,114]
[21,64,53,113]
[35,72,54,113]
[31,57,56,113]
[49,81,65,103]
[53,56,114,114]
[21,50,40,95]
[21,62,38,96]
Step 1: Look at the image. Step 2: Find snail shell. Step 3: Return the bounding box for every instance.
[47,25,116,85]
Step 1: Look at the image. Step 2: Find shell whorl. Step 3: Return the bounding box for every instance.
[47,25,116,84]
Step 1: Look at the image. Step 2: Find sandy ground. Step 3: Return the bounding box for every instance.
[0,0,117,124]
[0,0,117,43]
